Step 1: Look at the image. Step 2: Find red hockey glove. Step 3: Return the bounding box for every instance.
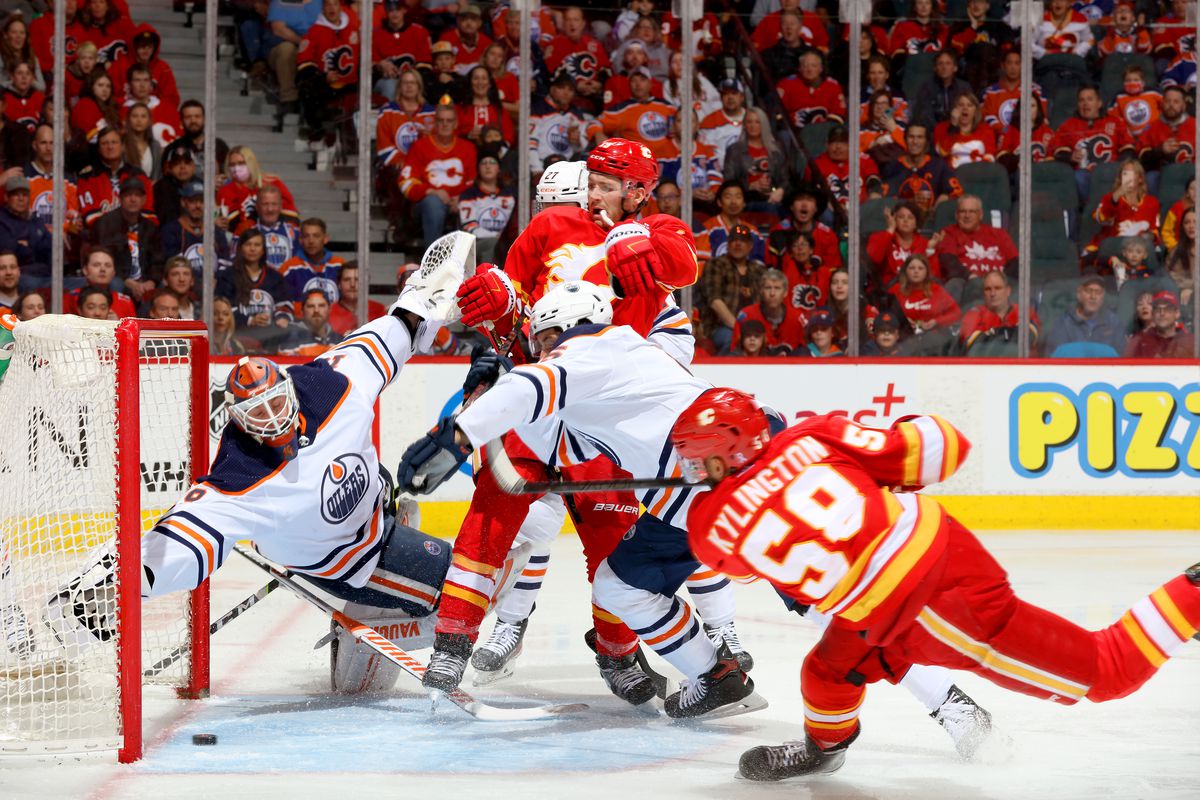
[456,263,516,327]
[604,222,662,297]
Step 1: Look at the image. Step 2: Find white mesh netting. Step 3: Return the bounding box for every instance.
[0,316,198,755]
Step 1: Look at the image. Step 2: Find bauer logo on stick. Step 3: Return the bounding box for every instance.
[321,454,370,524]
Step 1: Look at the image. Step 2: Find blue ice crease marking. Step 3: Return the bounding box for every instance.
[141,695,726,774]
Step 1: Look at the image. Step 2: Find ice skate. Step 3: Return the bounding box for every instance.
[664,645,766,719]
[596,650,658,706]
[471,617,528,685]
[931,685,994,759]
[583,627,670,699]
[704,621,753,671]
[422,632,472,692]
[738,735,850,781]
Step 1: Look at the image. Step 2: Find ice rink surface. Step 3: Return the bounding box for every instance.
[2,530,1198,800]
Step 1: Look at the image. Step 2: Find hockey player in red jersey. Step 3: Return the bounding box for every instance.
[672,389,1200,782]
[408,141,703,701]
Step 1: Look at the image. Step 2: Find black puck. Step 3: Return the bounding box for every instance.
[192,733,218,745]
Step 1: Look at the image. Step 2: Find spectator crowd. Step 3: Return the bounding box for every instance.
[1,0,1196,360]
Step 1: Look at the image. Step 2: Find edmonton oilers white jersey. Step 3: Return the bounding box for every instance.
[457,324,710,529]
[511,301,695,467]
[141,315,413,598]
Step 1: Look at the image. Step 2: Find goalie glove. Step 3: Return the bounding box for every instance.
[398,417,474,495]
[605,222,662,297]
[456,263,517,328]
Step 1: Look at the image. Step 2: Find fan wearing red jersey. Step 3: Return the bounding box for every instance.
[674,390,1200,781]
[399,103,477,246]
[1052,89,1134,202]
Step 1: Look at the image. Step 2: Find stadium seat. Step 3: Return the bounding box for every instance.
[1099,54,1157,105]
[931,196,1006,233]
[1157,162,1193,214]
[860,197,898,237]
[966,334,1020,357]
[800,121,836,160]
[1050,341,1121,357]
[1087,162,1124,205]
[1096,235,1162,272]
[955,162,1011,214]
[1035,54,1091,101]
[1048,85,1081,128]
[1116,276,1180,329]
[1032,161,1081,212]
[1031,236,1081,282]
[901,53,937,105]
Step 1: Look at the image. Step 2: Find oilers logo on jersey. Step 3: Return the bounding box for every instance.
[322,454,371,524]
[636,112,670,142]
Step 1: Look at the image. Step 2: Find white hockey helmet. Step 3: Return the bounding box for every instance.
[529,280,615,352]
[535,161,589,211]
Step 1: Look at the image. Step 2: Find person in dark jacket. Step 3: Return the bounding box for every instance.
[91,178,162,303]
[909,49,973,130]
[214,228,291,353]
[0,174,50,285]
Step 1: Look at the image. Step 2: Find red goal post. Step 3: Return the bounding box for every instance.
[0,316,210,763]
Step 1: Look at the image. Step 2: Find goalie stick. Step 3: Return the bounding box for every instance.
[486,439,714,495]
[143,579,281,679]
[233,544,589,722]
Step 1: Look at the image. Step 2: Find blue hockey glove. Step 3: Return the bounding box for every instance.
[398,417,473,495]
[462,351,513,398]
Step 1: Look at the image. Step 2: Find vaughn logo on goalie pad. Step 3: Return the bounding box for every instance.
[322,454,370,524]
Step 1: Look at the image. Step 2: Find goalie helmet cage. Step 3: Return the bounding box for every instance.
[0,316,210,763]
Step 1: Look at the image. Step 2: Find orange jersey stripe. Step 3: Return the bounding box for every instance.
[443,582,491,610]
[369,573,437,605]
[644,603,692,646]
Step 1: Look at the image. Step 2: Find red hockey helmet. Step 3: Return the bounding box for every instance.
[225,356,301,457]
[671,388,770,482]
[587,137,660,193]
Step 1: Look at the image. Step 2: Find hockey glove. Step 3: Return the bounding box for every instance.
[398,417,474,495]
[462,350,513,399]
[605,222,662,298]
[456,263,516,327]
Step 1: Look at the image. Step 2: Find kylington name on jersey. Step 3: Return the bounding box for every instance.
[706,436,833,555]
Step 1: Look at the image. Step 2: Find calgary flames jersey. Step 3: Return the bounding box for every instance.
[497,206,699,340]
[686,414,971,643]
[399,135,477,201]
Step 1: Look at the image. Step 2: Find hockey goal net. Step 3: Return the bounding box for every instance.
[0,316,210,762]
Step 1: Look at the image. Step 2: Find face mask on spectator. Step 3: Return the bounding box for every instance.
[231,164,251,182]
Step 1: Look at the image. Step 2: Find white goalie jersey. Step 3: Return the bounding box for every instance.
[141,315,414,598]
[456,324,711,529]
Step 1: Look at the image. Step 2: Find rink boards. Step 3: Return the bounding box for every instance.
[201,358,1200,533]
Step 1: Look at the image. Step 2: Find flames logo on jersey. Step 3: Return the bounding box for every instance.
[561,52,601,81]
[544,242,606,284]
[790,283,823,312]
[324,45,357,78]
[792,106,833,127]
[98,40,128,65]
[321,453,370,524]
[1077,134,1117,166]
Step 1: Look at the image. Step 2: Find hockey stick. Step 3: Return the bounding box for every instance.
[143,578,281,679]
[233,544,588,722]
[486,440,714,495]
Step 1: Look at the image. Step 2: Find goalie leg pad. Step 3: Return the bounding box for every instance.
[304,522,451,617]
[330,602,437,693]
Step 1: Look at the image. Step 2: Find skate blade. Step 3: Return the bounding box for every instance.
[471,662,516,686]
[688,691,769,721]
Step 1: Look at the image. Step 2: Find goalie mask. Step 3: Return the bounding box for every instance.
[671,388,770,483]
[535,161,589,211]
[529,280,615,353]
[225,356,302,459]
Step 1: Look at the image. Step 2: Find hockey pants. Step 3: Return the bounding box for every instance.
[801,518,1200,749]
[436,434,641,657]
